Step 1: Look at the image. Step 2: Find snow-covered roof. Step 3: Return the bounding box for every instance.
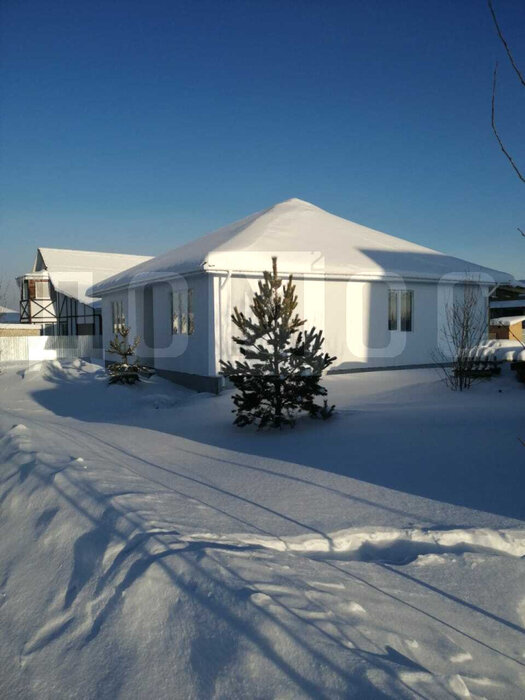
[32,248,152,305]
[89,198,515,296]
[490,299,525,309]
[0,306,19,323]
[490,315,525,327]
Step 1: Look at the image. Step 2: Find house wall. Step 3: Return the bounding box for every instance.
[100,274,213,390]
[99,273,489,391]
[214,275,487,374]
[101,290,130,359]
[489,320,523,341]
[149,274,210,375]
[53,291,102,337]
[19,276,101,337]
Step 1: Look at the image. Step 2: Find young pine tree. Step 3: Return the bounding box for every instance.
[220,257,336,428]
[106,325,153,384]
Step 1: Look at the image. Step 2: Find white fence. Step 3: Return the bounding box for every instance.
[0,336,103,363]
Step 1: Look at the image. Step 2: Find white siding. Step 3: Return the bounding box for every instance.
[151,274,210,375]
[215,275,488,373]
[99,274,212,376]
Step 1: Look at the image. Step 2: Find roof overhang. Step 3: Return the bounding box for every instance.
[88,265,506,298]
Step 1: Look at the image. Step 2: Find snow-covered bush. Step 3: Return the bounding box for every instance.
[220,257,336,428]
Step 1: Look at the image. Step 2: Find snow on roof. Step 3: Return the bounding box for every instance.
[490,299,525,309]
[0,306,19,323]
[89,198,515,296]
[490,315,525,326]
[35,248,152,305]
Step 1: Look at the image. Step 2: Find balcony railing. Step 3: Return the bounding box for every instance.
[19,298,56,323]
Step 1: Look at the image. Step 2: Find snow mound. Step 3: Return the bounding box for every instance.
[18,359,105,381]
[180,525,525,565]
[475,340,525,362]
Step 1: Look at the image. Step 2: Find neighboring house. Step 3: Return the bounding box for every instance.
[17,248,152,336]
[89,198,517,392]
[489,280,525,341]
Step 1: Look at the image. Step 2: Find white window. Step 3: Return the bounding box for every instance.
[111,300,125,334]
[35,280,48,299]
[171,288,194,335]
[388,290,413,332]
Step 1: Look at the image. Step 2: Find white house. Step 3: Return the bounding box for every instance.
[89,198,516,392]
[17,248,152,336]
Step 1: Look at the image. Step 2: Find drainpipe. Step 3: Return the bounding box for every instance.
[217,270,231,380]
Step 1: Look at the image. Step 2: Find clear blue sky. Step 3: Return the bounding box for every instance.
[1,0,523,307]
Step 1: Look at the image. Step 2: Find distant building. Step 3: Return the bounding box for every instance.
[17,248,151,336]
[489,279,525,341]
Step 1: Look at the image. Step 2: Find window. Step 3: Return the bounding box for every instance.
[77,323,95,336]
[388,291,398,331]
[388,290,414,332]
[111,300,125,334]
[188,288,194,335]
[400,290,413,332]
[35,280,48,299]
[171,288,194,335]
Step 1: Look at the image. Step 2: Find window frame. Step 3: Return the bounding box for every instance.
[388,290,398,331]
[171,288,194,336]
[388,289,414,333]
[400,290,414,332]
[111,300,125,334]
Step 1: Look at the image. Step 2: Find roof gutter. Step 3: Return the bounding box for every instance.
[89,266,513,297]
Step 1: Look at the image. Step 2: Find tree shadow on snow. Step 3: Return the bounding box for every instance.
[28,359,525,523]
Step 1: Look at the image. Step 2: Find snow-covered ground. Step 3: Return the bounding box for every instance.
[0,360,524,699]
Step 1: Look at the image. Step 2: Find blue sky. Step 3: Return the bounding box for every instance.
[1,0,523,307]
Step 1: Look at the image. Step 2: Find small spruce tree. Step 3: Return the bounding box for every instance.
[106,325,153,384]
[220,257,336,428]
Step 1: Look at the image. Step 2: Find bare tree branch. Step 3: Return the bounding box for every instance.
[488,0,525,87]
[491,63,525,183]
[434,283,492,391]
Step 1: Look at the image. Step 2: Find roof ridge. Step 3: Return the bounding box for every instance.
[38,247,151,257]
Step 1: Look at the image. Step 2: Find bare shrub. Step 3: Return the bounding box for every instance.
[434,284,489,391]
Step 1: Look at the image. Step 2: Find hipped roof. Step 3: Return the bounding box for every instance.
[89,198,515,296]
